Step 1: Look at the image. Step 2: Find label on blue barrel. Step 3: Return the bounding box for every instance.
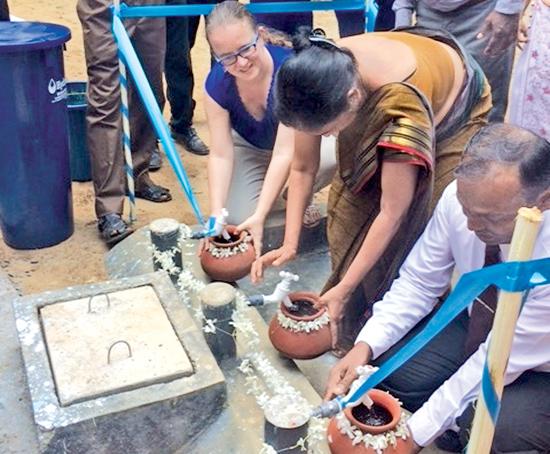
[48,77,67,104]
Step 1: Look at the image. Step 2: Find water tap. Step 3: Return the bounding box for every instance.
[310,365,379,419]
[248,271,300,308]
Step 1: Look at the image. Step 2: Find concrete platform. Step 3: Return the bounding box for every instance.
[0,215,445,453]
[12,272,226,453]
[105,223,445,454]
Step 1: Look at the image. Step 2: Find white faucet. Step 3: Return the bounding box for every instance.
[247,271,300,308]
[265,271,300,308]
[214,208,230,240]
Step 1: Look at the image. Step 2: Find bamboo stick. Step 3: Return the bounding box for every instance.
[466,207,543,454]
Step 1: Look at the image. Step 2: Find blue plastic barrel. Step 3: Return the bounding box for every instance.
[0,22,74,249]
[67,81,92,182]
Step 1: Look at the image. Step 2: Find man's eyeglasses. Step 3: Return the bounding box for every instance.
[215,34,259,67]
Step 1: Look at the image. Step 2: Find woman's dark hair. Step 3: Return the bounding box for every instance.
[274,27,359,131]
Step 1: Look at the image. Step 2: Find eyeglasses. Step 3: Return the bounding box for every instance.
[214,34,259,67]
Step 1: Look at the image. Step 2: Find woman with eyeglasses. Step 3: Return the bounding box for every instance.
[203,1,336,256]
[253,26,493,353]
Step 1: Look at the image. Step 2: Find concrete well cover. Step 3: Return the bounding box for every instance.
[40,285,194,406]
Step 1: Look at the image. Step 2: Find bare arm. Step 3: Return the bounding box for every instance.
[283,131,321,248]
[254,125,295,219]
[251,131,320,281]
[205,94,234,217]
[340,161,418,292]
[320,160,419,344]
[237,125,295,256]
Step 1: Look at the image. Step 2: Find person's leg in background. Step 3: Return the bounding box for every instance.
[335,8,366,37]
[456,371,550,453]
[0,0,9,21]
[416,0,515,122]
[249,0,312,35]
[165,0,211,156]
[374,0,396,30]
[77,0,129,239]
[77,0,170,245]
[129,15,170,200]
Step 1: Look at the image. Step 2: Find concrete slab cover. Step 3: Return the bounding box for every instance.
[12,272,226,453]
[40,285,193,406]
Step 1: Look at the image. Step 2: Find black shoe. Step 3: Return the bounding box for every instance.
[171,126,209,156]
[149,144,162,171]
[98,213,134,246]
[435,430,464,453]
[135,184,172,203]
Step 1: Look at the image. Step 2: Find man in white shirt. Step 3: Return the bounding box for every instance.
[393,0,521,122]
[325,123,550,453]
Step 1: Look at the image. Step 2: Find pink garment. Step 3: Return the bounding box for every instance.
[509,0,550,141]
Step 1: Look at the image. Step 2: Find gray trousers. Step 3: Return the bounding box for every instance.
[416,0,515,122]
[374,310,550,453]
[226,132,337,225]
[77,0,166,218]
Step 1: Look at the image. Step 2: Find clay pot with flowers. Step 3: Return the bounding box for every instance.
[200,225,255,282]
[268,292,332,359]
[327,389,413,454]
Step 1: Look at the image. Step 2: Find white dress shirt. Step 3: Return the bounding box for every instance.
[355,181,550,446]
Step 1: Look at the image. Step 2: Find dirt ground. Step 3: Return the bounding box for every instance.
[1,2,338,295]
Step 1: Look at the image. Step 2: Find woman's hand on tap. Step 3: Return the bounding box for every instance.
[250,244,297,284]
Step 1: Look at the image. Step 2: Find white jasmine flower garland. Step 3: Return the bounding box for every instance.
[152,227,326,453]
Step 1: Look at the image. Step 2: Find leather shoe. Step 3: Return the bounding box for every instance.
[135,184,172,203]
[171,126,209,156]
[98,213,134,246]
[149,144,162,171]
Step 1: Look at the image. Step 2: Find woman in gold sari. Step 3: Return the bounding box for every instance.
[254,27,492,352]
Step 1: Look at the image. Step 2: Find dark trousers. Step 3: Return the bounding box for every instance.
[374,0,395,31]
[0,0,9,21]
[77,0,166,217]
[165,0,220,133]
[373,310,550,453]
[250,0,365,37]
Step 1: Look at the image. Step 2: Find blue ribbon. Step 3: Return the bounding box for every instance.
[481,362,501,424]
[111,12,205,226]
[118,0,367,18]
[334,258,550,412]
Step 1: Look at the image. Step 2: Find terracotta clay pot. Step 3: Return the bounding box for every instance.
[268,292,332,359]
[200,225,255,282]
[327,389,414,454]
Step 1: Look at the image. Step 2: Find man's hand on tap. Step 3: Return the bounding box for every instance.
[324,342,372,400]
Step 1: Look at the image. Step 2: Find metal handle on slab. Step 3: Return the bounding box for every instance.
[107,340,133,364]
[88,293,111,313]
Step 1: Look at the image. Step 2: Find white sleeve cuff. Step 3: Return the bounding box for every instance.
[408,407,447,447]
[354,323,393,360]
